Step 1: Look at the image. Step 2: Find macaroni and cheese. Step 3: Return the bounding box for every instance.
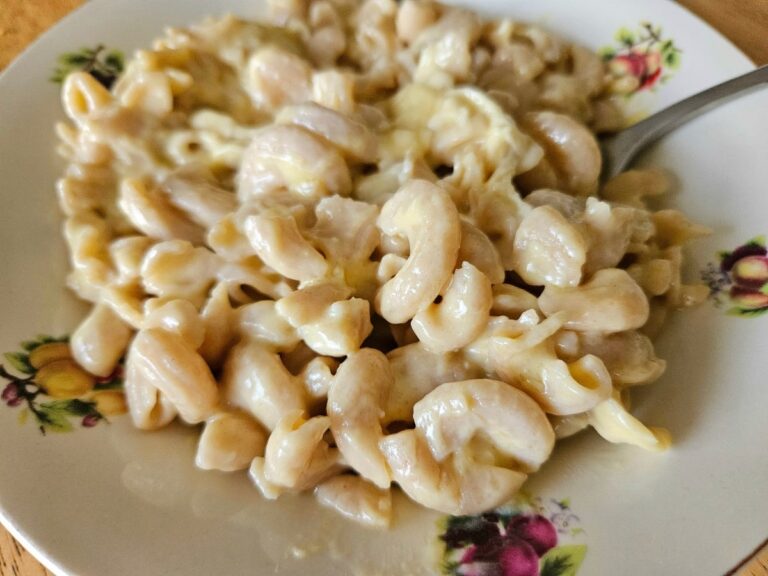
[56,0,708,527]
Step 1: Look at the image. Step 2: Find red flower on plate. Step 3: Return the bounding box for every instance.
[600,22,681,95]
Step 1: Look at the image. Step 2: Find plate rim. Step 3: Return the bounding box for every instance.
[0,1,760,575]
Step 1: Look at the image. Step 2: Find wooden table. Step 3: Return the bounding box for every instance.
[1,0,767,574]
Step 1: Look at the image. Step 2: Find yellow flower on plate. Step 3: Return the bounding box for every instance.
[91,390,128,416]
[28,342,72,369]
[35,359,95,399]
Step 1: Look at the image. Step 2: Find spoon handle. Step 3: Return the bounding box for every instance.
[602,64,768,179]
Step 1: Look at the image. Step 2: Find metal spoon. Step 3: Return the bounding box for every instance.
[600,64,768,181]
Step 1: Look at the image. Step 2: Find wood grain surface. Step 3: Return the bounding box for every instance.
[0,0,766,575]
[677,0,768,65]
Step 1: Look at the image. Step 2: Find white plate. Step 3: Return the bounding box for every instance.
[1,1,766,575]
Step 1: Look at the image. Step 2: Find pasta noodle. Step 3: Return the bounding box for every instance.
[56,0,708,526]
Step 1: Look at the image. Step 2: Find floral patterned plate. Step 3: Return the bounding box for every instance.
[0,0,766,575]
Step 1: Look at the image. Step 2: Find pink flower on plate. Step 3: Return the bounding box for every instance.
[609,49,663,91]
[2,382,22,407]
[439,496,587,575]
[498,538,540,576]
[461,545,478,564]
[506,515,558,556]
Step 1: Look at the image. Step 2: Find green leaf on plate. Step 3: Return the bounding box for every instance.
[18,408,29,425]
[3,352,34,375]
[104,50,124,72]
[748,235,766,248]
[40,399,97,417]
[61,52,93,66]
[51,46,124,88]
[726,306,768,317]
[664,50,681,69]
[614,27,636,46]
[20,340,39,352]
[540,544,587,576]
[35,403,74,433]
[440,559,460,575]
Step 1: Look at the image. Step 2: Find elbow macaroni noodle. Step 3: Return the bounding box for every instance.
[56,0,708,526]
